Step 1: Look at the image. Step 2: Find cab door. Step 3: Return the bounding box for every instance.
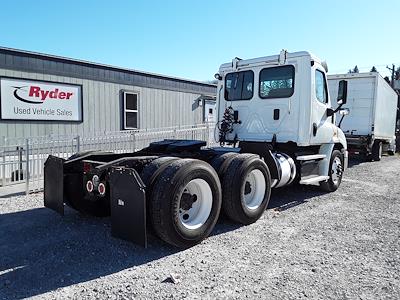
[309,67,334,144]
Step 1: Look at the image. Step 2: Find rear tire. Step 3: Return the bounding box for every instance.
[140,156,180,188]
[371,141,382,161]
[221,154,271,225]
[210,152,240,176]
[150,159,222,248]
[320,150,344,192]
[140,156,180,226]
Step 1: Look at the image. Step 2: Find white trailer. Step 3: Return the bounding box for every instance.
[328,72,398,160]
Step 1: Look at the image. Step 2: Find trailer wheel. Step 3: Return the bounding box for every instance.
[371,141,382,161]
[150,159,222,248]
[221,154,271,225]
[320,150,344,192]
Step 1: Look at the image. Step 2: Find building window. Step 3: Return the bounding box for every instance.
[123,92,138,129]
[224,70,254,101]
[315,69,328,104]
[259,65,295,99]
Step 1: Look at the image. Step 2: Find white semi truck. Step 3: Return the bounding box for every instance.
[44,50,349,248]
[328,72,398,160]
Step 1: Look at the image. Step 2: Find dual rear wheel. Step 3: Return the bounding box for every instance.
[141,154,271,248]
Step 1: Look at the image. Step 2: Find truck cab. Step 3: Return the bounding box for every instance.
[215,50,348,189]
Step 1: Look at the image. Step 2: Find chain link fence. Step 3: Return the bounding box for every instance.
[0,123,217,194]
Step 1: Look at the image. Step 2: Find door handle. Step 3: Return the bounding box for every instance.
[313,123,318,136]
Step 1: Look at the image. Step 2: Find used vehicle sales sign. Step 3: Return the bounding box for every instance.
[0,78,83,121]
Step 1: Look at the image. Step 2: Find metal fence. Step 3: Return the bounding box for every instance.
[0,123,217,194]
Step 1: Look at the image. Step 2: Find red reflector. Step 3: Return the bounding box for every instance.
[86,181,94,193]
[83,162,91,173]
[98,183,106,195]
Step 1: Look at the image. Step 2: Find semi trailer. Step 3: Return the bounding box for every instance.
[44,50,349,248]
[328,72,398,160]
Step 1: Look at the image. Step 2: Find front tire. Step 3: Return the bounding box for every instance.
[320,150,344,192]
[150,159,222,248]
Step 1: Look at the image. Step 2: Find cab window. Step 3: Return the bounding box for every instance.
[225,71,254,101]
[315,69,328,104]
[259,65,295,99]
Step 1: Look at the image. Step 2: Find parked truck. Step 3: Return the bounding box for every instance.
[44,50,349,248]
[328,72,397,160]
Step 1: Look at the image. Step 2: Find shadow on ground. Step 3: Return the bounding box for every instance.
[347,156,367,168]
[268,183,325,211]
[0,207,177,299]
[0,180,333,299]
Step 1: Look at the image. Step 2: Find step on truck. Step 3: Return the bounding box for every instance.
[328,72,398,160]
[44,50,349,248]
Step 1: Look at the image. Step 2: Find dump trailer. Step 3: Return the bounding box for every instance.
[328,72,397,160]
[44,50,349,248]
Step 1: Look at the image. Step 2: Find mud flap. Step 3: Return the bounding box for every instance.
[109,167,147,248]
[44,155,65,215]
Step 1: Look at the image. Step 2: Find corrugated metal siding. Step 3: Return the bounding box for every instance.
[0,49,216,95]
[0,68,205,139]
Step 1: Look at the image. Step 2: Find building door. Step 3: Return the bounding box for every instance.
[204,100,216,123]
[204,100,216,143]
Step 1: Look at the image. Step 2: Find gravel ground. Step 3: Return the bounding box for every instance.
[0,156,399,300]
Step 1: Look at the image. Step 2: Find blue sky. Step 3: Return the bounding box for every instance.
[0,0,399,81]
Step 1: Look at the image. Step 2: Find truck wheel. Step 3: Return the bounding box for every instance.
[221,154,271,225]
[372,141,382,161]
[388,150,395,156]
[140,156,180,188]
[210,152,240,176]
[320,150,343,192]
[140,156,180,226]
[150,159,222,248]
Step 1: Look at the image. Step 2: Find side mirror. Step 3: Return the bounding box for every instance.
[337,80,347,105]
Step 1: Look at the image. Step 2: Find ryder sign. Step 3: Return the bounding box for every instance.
[0,78,82,121]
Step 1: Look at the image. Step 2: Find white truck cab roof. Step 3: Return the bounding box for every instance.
[218,51,323,73]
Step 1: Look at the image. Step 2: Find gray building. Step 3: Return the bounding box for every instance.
[0,47,216,139]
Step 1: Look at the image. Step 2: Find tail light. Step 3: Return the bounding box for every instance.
[86,180,94,193]
[98,183,106,196]
[83,162,92,173]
